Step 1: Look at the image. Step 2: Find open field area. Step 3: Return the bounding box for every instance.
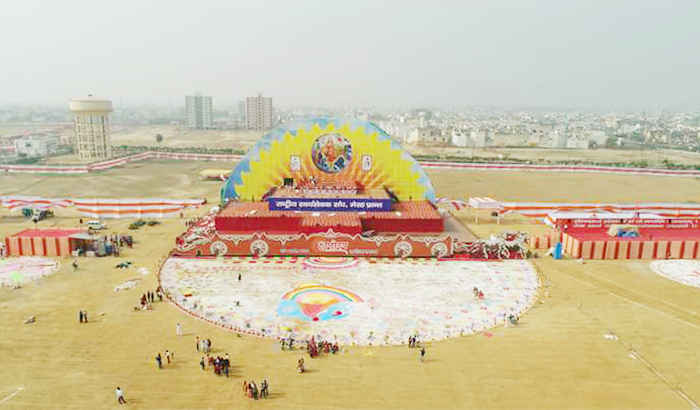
[4,160,700,203]
[110,126,265,151]
[1,162,700,408]
[429,147,700,167]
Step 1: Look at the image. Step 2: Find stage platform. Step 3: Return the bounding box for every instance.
[215,200,443,235]
[174,205,477,258]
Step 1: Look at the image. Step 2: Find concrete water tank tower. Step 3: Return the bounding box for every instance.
[68,96,113,160]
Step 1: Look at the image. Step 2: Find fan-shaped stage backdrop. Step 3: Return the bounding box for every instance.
[221,118,436,204]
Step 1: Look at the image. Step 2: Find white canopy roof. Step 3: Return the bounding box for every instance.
[468,197,502,210]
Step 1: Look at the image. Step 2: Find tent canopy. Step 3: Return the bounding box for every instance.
[468,197,502,210]
[69,233,100,241]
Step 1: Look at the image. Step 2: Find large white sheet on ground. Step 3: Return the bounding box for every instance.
[159,257,540,346]
[0,257,60,287]
[649,260,700,289]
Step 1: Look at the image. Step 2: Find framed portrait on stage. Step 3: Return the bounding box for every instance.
[361,155,372,171]
[290,155,301,171]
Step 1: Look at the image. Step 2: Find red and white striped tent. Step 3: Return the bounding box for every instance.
[1,195,205,219]
[435,197,468,211]
[5,228,84,257]
[72,198,205,219]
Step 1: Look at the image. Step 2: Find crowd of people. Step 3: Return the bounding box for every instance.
[201,354,231,377]
[196,336,213,353]
[242,380,269,400]
[75,234,134,257]
[137,288,163,310]
[306,336,339,358]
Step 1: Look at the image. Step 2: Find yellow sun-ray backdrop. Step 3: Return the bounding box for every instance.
[225,118,434,202]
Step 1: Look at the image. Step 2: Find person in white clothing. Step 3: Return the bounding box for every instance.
[176,324,182,336]
[116,386,126,404]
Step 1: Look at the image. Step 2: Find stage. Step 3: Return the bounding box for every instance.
[174,206,473,258]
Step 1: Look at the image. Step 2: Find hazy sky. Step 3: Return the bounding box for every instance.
[0,1,698,109]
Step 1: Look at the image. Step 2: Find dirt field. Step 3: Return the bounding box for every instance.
[1,163,700,409]
[431,146,700,167]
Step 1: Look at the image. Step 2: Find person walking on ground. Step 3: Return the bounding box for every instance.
[260,380,269,399]
[176,324,182,336]
[83,310,88,323]
[420,347,426,363]
[72,260,78,271]
[116,386,126,404]
[246,382,253,398]
[238,273,241,281]
[200,356,205,370]
[156,353,162,369]
[79,310,84,323]
[251,381,258,400]
[196,337,200,352]
[165,350,171,365]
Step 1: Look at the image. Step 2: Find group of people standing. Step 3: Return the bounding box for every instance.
[407,335,426,362]
[196,336,212,353]
[98,234,133,249]
[155,350,174,369]
[201,354,230,377]
[407,334,420,348]
[279,337,295,350]
[77,310,89,323]
[306,336,338,358]
[243,380,269,400]
[139,288,163,310]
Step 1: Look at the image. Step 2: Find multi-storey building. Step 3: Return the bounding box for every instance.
[186,92,213,129]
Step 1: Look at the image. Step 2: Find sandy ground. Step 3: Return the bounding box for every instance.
[110,126,265,151]
[433,147,700,167]
[1,163,700,409]
[4,161,700,203]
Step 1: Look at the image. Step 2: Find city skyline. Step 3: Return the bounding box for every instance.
[0,1,698,110]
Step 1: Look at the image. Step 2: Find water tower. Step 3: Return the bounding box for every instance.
[68,95,113,160]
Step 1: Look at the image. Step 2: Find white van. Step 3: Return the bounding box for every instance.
[87,220,106,230]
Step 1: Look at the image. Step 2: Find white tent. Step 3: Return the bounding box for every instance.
[468,197,503,224]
